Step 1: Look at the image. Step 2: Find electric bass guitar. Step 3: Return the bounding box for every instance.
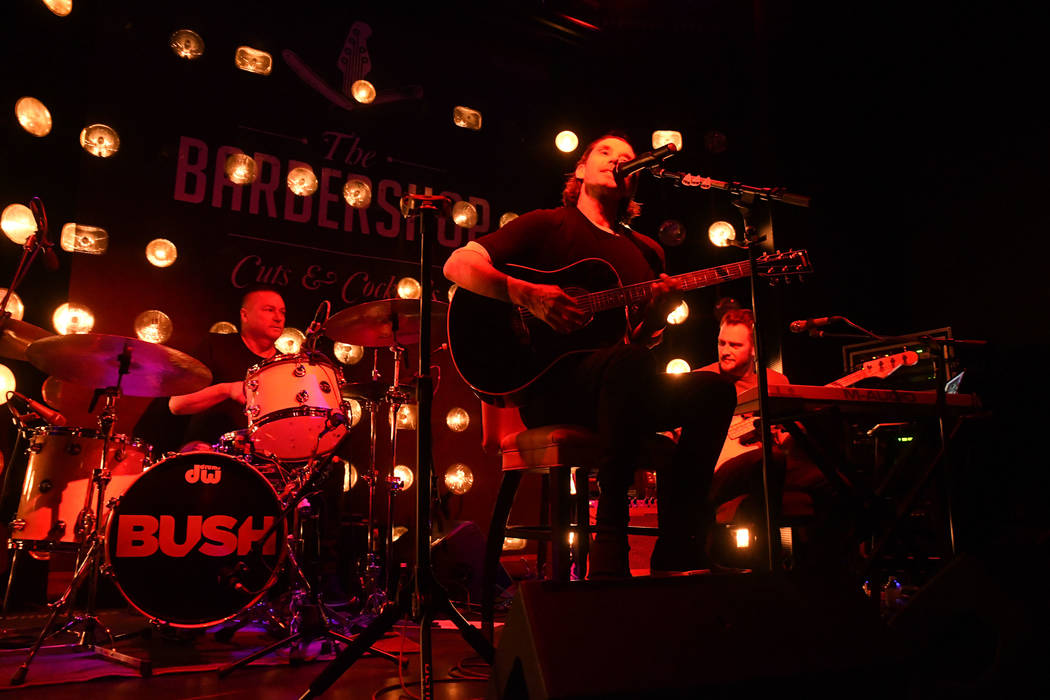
[715,350,920,470]
[447,250,812,406]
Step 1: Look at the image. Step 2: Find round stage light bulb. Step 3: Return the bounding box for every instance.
[275,327,305,354]
[346,398,362,428]
[145,238,177,267]
[395,404,417,430]
[396,277,421,300]
[0,364,15,403]
[657,219,686,247]
[80,124,120,157]
[393,464,414,490]
[350,80,376,104]
[498,212,518,227]
[667,301,689,325]
[210,321,238,334]
[342,460,358,492]
[170,29,205,59]
[225,153,257,184]
[444,463,474,495]
[15,97,52,137]
[452,200,478,228]
[42,0,73,17]
[555,130,579,153]
[52,302,95,335]
[333,342,364,365]
[665,358,691,374]
[60,223,108,254]
[2,204,37,245]
[287,166,318,196]
[651,130,683,152]
[0,289,25,321]
[708,220,737,248]
[342,177,372,208]
[134,309,173,344]
[445,407,470,432]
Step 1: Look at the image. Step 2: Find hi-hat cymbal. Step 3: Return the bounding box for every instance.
[0,317,53,361]
[324,299,448,347]
[26,334,212,397]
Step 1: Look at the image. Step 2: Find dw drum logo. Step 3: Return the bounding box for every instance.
[185,463,222,484]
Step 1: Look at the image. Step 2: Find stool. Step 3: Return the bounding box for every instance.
[480,403,599,638]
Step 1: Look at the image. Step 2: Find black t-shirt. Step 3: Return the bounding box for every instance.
[181,333,276,446]
[479,205,664,285]
[478,206,665,330]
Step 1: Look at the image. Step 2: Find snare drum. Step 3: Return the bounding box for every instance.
[244,352,349,461]
[105,451,287,628]
[9,427,152,546]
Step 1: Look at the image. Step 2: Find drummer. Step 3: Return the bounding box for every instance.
[168,284,286,450]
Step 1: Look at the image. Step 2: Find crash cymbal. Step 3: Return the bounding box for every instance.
[0,316,53,361]
[26,334,212,397]
[324,299,448,347]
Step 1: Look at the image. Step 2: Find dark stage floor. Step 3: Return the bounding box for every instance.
[0,606,495,699]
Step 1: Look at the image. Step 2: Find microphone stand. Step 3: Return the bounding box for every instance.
[298,197,493,699]
[651,167,811,573]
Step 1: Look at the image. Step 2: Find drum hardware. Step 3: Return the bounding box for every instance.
[11,334,211,685]
[340,344,419,620]
[216,439,402,675]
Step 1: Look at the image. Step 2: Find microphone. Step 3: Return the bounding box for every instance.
[614,144,678,179]
[7,391,67,425]
[28,197,59,271]
[789,316,841,333]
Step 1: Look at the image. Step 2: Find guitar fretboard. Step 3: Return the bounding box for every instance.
[580,261,752,313]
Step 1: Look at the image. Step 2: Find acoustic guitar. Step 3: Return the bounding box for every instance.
[447,250,812,406]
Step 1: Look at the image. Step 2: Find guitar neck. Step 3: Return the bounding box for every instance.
[581,261,752,312]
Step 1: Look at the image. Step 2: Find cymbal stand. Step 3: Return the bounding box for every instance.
[354,348,393,619]
[11,342,150,685]
[299,195,493,700]
[218,449,402,676]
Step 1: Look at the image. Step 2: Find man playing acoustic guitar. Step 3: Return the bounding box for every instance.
[443,133,736,577]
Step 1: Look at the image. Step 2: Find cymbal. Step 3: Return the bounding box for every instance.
[324,299,448,347]
[26,334,212,397]
[0,317,53,361]
[341,379,417,404]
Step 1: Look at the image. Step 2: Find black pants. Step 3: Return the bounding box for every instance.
[520,343,736,570]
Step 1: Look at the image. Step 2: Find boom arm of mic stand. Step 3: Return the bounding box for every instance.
[651,168,811,208]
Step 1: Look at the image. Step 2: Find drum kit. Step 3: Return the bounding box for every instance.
[0,297,447,684]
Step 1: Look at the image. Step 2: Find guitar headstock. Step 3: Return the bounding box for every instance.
[755,249,812,284]
[860,350,920,379]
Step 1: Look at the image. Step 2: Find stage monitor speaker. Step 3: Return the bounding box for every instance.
[490,573,894,700]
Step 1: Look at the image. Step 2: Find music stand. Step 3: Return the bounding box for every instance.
[298,195,493,699]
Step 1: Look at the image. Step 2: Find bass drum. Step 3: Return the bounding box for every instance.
[105,452,287,628]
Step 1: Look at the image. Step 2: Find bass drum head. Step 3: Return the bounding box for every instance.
[105,452,286,628]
